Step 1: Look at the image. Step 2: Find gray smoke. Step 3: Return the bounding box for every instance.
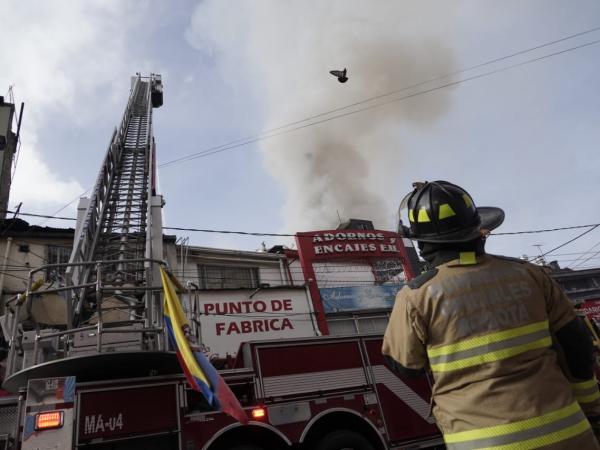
[187,1,457,231]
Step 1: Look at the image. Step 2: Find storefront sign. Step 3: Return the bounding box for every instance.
[296,230,412,261]
[295,228,419,334]
[319,284,404,313]
[189,288,318,358]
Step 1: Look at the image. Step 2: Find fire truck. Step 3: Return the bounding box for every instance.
[0,74,443,449]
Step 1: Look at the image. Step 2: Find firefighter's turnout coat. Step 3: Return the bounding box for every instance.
[382,254,600,449]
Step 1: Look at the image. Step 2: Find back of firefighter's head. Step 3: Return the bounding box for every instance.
[403,180,505,244]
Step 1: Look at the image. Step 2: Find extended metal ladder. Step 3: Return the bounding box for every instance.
[3,74,166,381]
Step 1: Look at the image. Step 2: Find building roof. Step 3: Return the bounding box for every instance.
[0,218,75,239]
[181,244,289,262]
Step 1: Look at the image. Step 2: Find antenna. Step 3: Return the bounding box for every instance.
[533,244,546,265]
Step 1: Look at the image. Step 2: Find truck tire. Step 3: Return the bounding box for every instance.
[314,430,375,450]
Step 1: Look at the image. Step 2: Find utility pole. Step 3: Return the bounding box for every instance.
[0,92,23,219]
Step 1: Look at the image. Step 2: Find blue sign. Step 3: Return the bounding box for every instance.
[319,284,404,313]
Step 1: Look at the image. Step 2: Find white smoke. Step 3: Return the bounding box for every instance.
[187,1,456,231]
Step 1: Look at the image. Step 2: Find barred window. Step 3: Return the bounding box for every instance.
[46,246,71,281]
[327,313,390,336]
[197,264,259,290]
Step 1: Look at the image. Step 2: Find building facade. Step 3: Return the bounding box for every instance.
[0,218,74,310]
[2,217,600,362]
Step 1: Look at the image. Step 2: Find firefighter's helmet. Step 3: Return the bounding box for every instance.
[403,180,505,243]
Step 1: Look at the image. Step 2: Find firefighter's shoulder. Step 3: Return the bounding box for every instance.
[407,268,439,290]
[491,254,529,265]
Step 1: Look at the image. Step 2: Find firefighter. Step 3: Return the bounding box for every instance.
[382,180,600,449]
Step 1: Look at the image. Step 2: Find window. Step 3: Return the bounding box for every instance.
[46,246,71,281]
[197,264,259,290]
[327,313,390,336]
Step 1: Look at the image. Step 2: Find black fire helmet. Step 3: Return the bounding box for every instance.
[402,181,505,243]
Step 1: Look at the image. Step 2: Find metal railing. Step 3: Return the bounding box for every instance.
[4,258,168,379]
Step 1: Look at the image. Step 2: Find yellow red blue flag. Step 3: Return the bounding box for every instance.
[160,267,248,424]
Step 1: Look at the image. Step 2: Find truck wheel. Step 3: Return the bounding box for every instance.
[314,430,374,450]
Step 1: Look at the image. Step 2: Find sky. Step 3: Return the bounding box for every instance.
[2,0,600,269]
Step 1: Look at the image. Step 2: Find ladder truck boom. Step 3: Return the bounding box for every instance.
[67,74,163,327]
[0,75,178,449]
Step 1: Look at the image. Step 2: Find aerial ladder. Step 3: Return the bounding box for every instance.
[0,74,180,448]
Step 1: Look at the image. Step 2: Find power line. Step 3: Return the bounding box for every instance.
[567,236,600,267]
[531,225,600,262]
[159,34,600,168]
[493,224,600,236]
[551,256,600,264]
[570,240,600,269]
[0,271,29,282]
[35,189,90,226]
[4,211,76,222]
[158,26,600,167]
[3,210,600,240]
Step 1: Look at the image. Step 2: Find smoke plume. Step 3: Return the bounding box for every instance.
[187,1,457,231]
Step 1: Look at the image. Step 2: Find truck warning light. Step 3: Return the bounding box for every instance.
[251,408,266,419]
[35,411,64,430]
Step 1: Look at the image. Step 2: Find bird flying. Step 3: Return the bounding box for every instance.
[329,68,348,83]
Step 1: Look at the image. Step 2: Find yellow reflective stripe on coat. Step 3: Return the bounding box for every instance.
[427,321,551,372]
[444,401,590,450]
[571,378,600,404]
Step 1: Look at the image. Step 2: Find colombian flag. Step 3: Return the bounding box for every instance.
[160,267,249,424]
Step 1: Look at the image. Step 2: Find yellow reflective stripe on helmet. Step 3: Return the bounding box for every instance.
[463,193,473,208]
[408,209,415,222]
[444,402,588,449]
[417,208,431,223]
[571,378,598,390]
[427,321,549,358]
[576,390,600,404]
[439,203,456,219]
[430,336,551,372]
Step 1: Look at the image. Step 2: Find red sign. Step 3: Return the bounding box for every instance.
[296,230,407,260]
[78,383,178,442]
[295,229,417,335]
[580,299,600,323]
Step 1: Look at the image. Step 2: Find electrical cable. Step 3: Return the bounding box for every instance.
[568,243,600,267]
[6,239,50,263]
[35,189,90,226]
[159,24,600,169]
[531,225,600,262]
[159,35,600,168]
[0,271,30,282]
[2,210,600,240]
[570,241,600,269]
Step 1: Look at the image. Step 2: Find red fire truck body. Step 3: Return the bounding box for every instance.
[21,335,440,450]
